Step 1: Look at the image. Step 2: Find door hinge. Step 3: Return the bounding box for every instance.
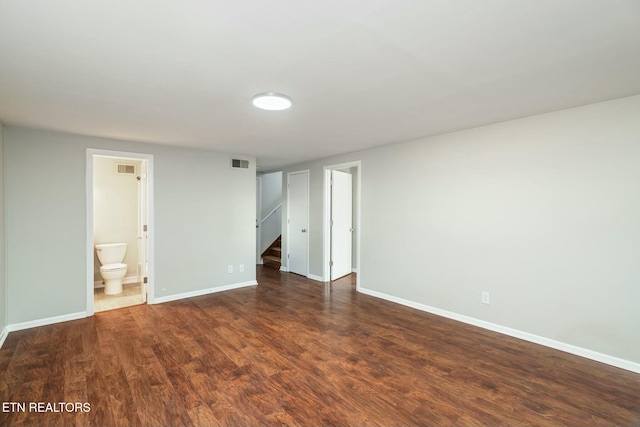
[330,260,334,267]
[143,224,148,232]
[143,277,148,284]
[287,254,290,259]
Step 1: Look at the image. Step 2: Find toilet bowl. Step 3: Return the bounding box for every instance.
[96,243,128,295]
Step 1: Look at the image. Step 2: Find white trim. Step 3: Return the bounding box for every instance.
[358,287,640,374]
[1,126,6,349]
[323,161,362,287]
[153,280,258,304]
[323,168,331,281]
[86,149,155,315]
[352,268,359,273]
[0,326,8,348]
[6,312,87,333]
[307,274,325,282]
[286,170,310,277]
[280,266,289,272]
[85,150,93,315]
[256,177,262,265]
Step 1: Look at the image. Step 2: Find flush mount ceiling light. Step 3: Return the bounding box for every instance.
[252,92,292,110]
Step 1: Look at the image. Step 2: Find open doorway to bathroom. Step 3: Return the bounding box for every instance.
[86,149,154,314]
[323,161,361,287]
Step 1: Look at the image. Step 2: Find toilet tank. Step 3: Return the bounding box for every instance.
[95,243,127,265]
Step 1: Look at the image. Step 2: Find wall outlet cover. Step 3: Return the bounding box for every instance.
[481,291,490,304]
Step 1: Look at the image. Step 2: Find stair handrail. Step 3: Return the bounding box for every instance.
[261,202,282,224]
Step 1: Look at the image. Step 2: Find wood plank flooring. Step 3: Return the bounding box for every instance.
[1,266,639,426]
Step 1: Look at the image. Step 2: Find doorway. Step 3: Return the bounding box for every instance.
[323,161,361,286]
[256,177,262,264]
[86,149,154,315]
[329,170,352,280]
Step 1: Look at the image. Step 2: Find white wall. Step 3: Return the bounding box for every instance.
[93,156,142,282]
[259,171,282,216]
[5,126,256,324]
[0,124,6,335]
[282,94,640,366]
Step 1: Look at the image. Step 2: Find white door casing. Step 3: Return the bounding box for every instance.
[322,161,361,287]
[138,160,149,303]
[330,170,353,280]
[256,177,262,264]
[287,170,309,276]
[86,148,155,315]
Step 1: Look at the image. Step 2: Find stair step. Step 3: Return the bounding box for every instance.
[262,253,281,270]
[261,235,283,260]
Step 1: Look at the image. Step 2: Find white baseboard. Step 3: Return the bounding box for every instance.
[358,287,640,374]
[0,326,9,349]
[352,268,359,273]
[6,311,88,334]
[94,275,140,288]
[152,280,258,304]
[307,274,325,282]
[279,266,289,272]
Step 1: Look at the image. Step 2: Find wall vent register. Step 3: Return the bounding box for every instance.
[117,163,136,174]
[231,159,249,169]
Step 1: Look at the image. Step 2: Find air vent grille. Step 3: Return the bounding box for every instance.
[117,163,136,174]
[231,159,249,169]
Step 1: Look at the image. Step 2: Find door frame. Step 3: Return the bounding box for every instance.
[256,176,262,264]
[85,148,155,316]
[138,160,149,303]
[286,169,310,276]
[323,161,361,288]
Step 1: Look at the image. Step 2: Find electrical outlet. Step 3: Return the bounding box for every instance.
[239,264,245,272]
[481,291,490,305]
[228,265,233,273]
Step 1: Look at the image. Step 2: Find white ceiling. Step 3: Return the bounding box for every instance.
[1,1,639,170]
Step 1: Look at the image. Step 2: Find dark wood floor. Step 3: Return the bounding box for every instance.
[1,267,639,426]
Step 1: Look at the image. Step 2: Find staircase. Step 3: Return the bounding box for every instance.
[261,236,282,270]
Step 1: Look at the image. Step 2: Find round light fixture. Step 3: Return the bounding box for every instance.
[252,92,292,110]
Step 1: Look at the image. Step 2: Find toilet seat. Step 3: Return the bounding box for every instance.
[100,263,127,272]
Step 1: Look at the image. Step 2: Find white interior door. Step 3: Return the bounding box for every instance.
[288,171,309,276]
[138,160,149,303]
[331,170,353,280]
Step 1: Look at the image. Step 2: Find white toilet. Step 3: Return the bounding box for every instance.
[95,243,128,295]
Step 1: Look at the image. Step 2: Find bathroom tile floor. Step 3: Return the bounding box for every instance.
[94,283,144,312]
